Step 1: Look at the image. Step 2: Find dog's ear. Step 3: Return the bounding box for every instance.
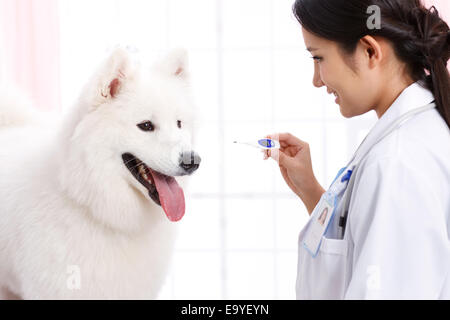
[153,48,189,81]
[92,47,134,106]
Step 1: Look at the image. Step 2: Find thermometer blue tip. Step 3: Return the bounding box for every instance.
[258,139,275,148]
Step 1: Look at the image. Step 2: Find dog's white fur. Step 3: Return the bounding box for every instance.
[0,48,198,299]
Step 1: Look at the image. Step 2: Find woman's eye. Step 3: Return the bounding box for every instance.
[312,56,323,62]
[137,121,155,132]
[177,120,182,129]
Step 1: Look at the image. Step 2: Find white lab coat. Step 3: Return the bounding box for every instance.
[296,82,450,300]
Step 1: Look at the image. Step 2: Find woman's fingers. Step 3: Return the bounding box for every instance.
[263,133,307,163]
[262,149,269,160]
[267,133,306,148]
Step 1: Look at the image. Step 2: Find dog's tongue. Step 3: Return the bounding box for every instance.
[150,170,185,222]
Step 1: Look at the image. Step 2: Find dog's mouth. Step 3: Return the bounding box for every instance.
[122,153,185,222]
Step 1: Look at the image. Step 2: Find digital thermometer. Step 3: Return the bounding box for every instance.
[233,138,281,150]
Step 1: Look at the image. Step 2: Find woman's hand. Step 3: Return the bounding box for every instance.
[264,133,325,214]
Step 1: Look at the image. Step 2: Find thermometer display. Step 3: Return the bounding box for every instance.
[233,139,281,150]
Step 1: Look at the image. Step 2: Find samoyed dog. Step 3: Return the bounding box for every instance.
[0,48,201,299]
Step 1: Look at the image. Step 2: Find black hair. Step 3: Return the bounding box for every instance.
[293,0,450,128]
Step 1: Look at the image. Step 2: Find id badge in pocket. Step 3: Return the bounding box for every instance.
[302,192,337,258]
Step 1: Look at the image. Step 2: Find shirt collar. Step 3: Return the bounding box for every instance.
[350,82,435,166]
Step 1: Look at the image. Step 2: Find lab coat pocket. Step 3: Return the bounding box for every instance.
[297,236,349,300]
[320,237,348,256]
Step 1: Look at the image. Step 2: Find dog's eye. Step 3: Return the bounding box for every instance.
[137,121,155,132]
[177,120,182,129]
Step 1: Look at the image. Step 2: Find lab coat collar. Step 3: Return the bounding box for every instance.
[377,81,435,122]
[351,82,435,166]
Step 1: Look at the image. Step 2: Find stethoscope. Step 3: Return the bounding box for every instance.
[337,101,437,238]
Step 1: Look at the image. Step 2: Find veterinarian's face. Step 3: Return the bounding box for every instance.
[302,28,379,118]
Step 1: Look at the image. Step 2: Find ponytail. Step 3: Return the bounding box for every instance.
[412,5,450,128]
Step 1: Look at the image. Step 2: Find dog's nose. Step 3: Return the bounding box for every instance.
[179,152,201,174]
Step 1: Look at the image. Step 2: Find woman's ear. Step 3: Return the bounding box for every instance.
[359,35,383,68]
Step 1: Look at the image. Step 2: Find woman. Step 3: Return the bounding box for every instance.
[265,0,450,299]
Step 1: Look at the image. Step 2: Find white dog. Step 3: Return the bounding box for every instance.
[0,48,201,299]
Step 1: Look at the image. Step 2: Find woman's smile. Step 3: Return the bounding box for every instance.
[327,87,340,104]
